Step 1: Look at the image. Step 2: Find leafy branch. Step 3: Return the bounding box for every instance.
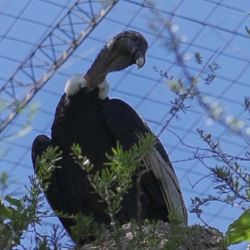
[71,133,156,247]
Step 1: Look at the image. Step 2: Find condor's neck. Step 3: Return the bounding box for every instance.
[84,46,111,90]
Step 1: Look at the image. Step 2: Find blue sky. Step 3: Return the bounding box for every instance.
[0,0,250,249]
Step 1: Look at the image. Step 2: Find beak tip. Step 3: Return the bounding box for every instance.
[136,56,145,68]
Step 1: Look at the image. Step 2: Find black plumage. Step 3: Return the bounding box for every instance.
[32,31,187,242]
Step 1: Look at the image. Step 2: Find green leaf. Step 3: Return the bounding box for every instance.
[226,209,250,246]
[0,172,8,186]
[0,202,11,217]
[5,195,22,208]
[246,188,250,199]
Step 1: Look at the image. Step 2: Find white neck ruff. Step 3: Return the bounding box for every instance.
[64,74,109,100]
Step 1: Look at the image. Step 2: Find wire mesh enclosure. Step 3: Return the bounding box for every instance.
[0,0,249,249]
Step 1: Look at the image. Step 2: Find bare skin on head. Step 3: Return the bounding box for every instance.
[64,31,148,99]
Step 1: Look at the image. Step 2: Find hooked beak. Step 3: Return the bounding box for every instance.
[134,50,146,69]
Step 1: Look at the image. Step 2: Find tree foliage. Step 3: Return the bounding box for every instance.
[1,2,250,249]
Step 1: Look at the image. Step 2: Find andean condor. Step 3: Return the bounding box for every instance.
[32,30,187,242]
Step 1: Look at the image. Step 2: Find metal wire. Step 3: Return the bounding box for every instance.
[0,0,118,133]
[0,0,249,248]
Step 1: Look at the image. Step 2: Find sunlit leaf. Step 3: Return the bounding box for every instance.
[226,209,250,246]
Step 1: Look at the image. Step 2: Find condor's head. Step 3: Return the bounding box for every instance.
[64,31,148,98]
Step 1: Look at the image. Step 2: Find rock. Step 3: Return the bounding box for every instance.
[78,221,226,250]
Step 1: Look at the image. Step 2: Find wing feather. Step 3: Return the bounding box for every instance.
[143,148,188,224]
[102,98,188,224]
[31,135,76,232]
